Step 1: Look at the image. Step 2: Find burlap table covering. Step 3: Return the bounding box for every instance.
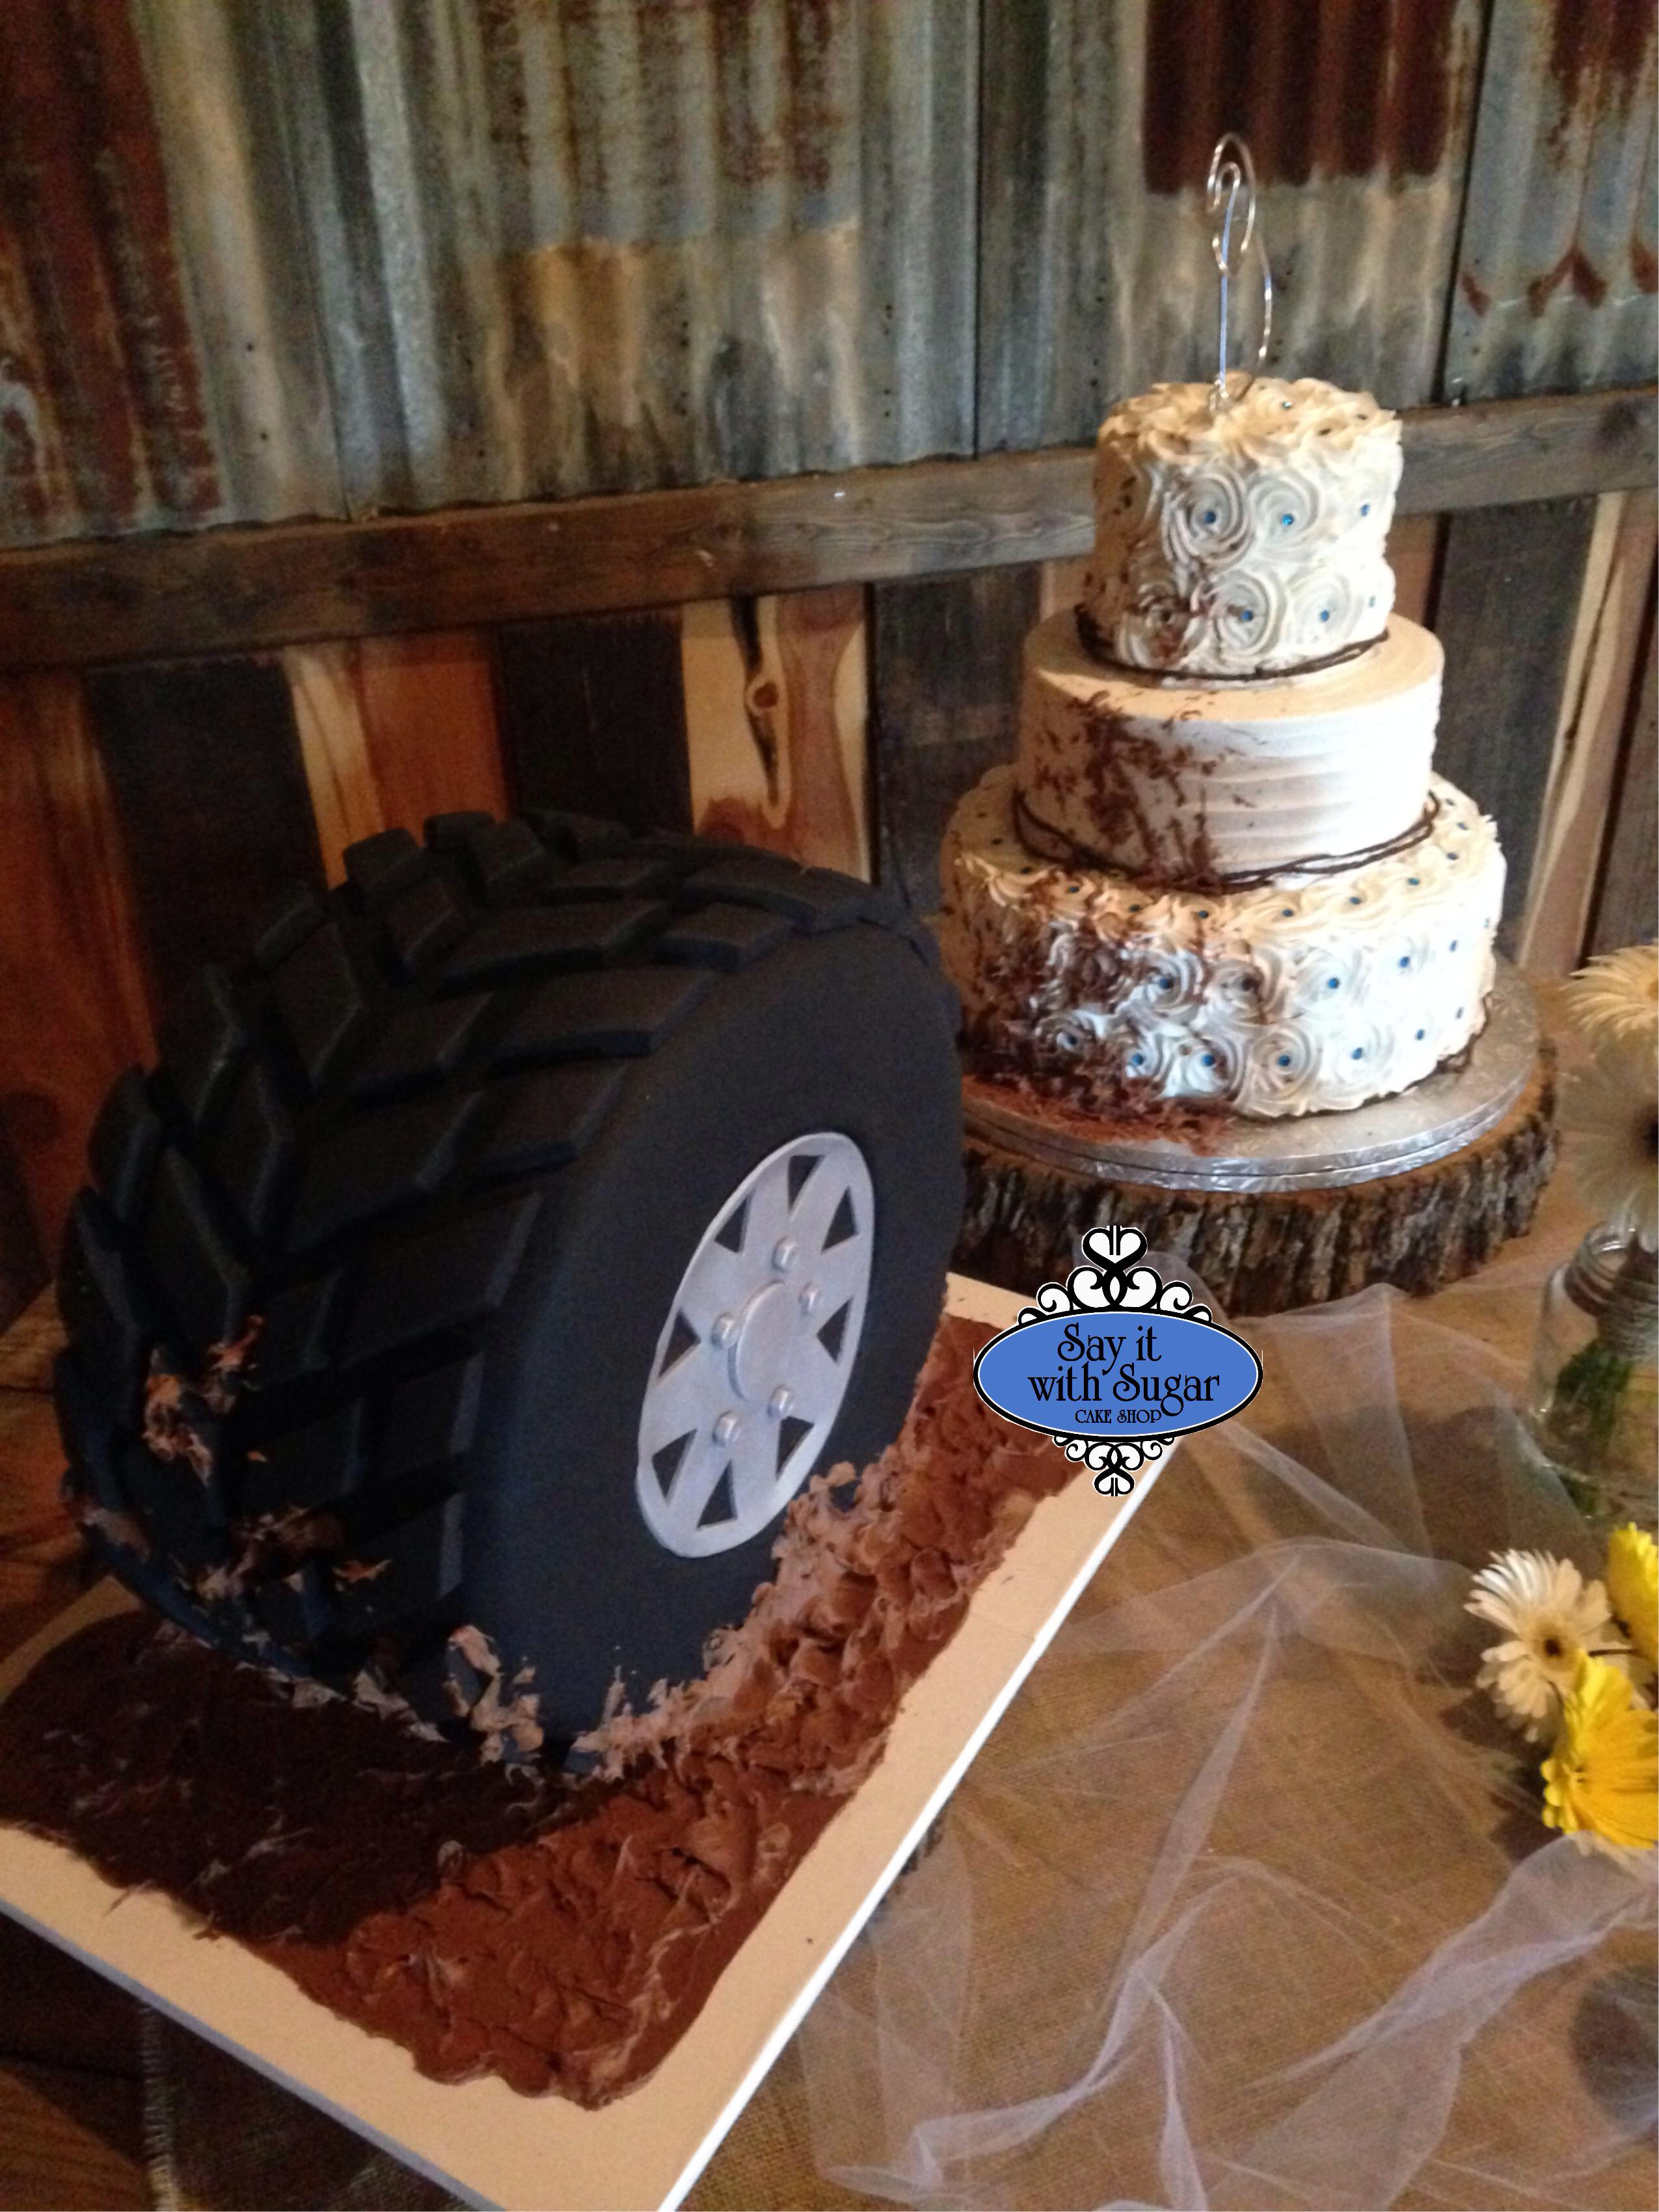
[142,1175,1657,2210]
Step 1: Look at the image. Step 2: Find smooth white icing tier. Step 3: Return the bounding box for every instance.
[939,763,1504,1121]
[1081,377,1403,678]
[1016,611,1443,887]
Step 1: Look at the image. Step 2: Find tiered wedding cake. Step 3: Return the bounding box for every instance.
[939,375,1505,1120]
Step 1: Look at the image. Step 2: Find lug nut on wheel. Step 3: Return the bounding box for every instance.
[767,1386,794,1420]
[714,1410,740,1445]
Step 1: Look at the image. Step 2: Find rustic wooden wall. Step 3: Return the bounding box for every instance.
[0,469,1651,1333]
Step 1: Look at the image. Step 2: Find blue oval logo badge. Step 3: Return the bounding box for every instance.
[971,1228,1261,1494]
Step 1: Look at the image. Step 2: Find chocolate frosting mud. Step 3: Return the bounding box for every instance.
[0,1317,1069,2108]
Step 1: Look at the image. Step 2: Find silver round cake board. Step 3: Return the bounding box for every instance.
[962,960,1539,1194]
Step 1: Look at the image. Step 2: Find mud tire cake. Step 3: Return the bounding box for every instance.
[54,811,962,1751]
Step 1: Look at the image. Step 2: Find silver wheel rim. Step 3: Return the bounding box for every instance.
[636,1131,876,1558]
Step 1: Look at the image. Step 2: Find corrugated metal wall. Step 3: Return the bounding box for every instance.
[0,0,1653,546]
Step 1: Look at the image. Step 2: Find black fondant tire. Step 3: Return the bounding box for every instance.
[54,811,962,1754]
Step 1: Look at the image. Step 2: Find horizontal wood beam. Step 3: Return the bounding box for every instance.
[0,387,1651,674]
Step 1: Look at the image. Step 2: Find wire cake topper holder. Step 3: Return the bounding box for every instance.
[1206,133,1273,412]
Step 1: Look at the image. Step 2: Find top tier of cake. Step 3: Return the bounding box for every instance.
[1079,376,1403,679]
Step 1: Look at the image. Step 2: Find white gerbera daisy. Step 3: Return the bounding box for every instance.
[1561,1037,1659,1248]
[1563,945,1659,1056]
[1467,1550,1632,1742]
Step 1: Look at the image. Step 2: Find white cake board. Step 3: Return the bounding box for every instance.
[0,1275,1167,2212]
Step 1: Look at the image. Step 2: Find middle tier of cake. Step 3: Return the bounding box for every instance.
[1016,610,1443,887]
[940,762,1505,1120]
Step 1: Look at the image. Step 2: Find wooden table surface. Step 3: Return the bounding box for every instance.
[0,1123,1600,2211]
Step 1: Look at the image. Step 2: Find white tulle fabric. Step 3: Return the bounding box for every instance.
[798,1264,1657,2210]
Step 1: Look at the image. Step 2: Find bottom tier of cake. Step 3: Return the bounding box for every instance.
[939,762,1505,1120]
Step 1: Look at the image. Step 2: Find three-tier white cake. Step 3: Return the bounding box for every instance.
[939,375,1505,1121]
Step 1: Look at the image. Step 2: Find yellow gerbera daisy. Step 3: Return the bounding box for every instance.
[1541,1654,1658,1857]
[1606,1524,1658,1669]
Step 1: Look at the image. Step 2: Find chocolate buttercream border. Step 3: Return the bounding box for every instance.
[1012,782,1440,895]
[1074,602,1388,685]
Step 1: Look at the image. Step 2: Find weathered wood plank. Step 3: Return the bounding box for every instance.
[1589,584,1658,956]
[494,610,691,835]
[870,568,1040,914]
[1432,497,1601,941]
[1521,494,1658,973]
[0,673,154,1269]
[286,631,506,880]
[0,390,1648,673]
[85,658,325,1012]
[1385,513,1444,628]
[682,590,869,876]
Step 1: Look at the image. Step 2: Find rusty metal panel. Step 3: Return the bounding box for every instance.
[977,0,1488,451]
[1443,0,1657,401]
[263,0,978,515]
[0,0,340,545]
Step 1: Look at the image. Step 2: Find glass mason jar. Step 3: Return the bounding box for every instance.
[1526,1227,1659,1531]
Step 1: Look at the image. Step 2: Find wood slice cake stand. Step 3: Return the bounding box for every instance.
[953,964,1558,1318]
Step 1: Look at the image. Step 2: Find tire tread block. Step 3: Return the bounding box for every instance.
[384,875,469,979]
[157,968,248,1128]
[253,882,327,973]
[440,900,668,987]
[464,819,547,904]
[344,828,428,910]
[253,1272,343,1390]
[527,809,632,861]
[243,1399,365,1517]
[473,1064,624,1178]
[146,1152,252,1351]
[492,968,713,1067]
[88,1068,165,1222]
[273,922,370,1090]
[655,902,793,972]
[343,1193,542,1364]
[214,1062,296,1237]
[681,855,869,931]
[543,855,675,903]
[380,1354,483,1485]
[345,993,493,1103]
[289,1093,480,1252]
[329,1494,465,1638]
[128,1444,230,1570]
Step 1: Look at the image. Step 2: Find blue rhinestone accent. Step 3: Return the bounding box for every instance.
[1202,509,1216,524]
[1416,1029,1425,1040]
[1277,1053,1292,1066]
[1349,895,1361,905]
[1131,1053,1144,1067]
[1202,1053,1215,1067]
[1239,608,1255,622]
[1351,1047,1364,1059]
[1280,907,1293,917]
[1280,513,1293,526]
[1327,977,1340,990]
[1320,609,1330,621]
[1159,975,1174,990]
[1451,939,1458,951]
[1399,955,1410,967]
[1408,876,1420,886]
[1196,908,1209,918]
